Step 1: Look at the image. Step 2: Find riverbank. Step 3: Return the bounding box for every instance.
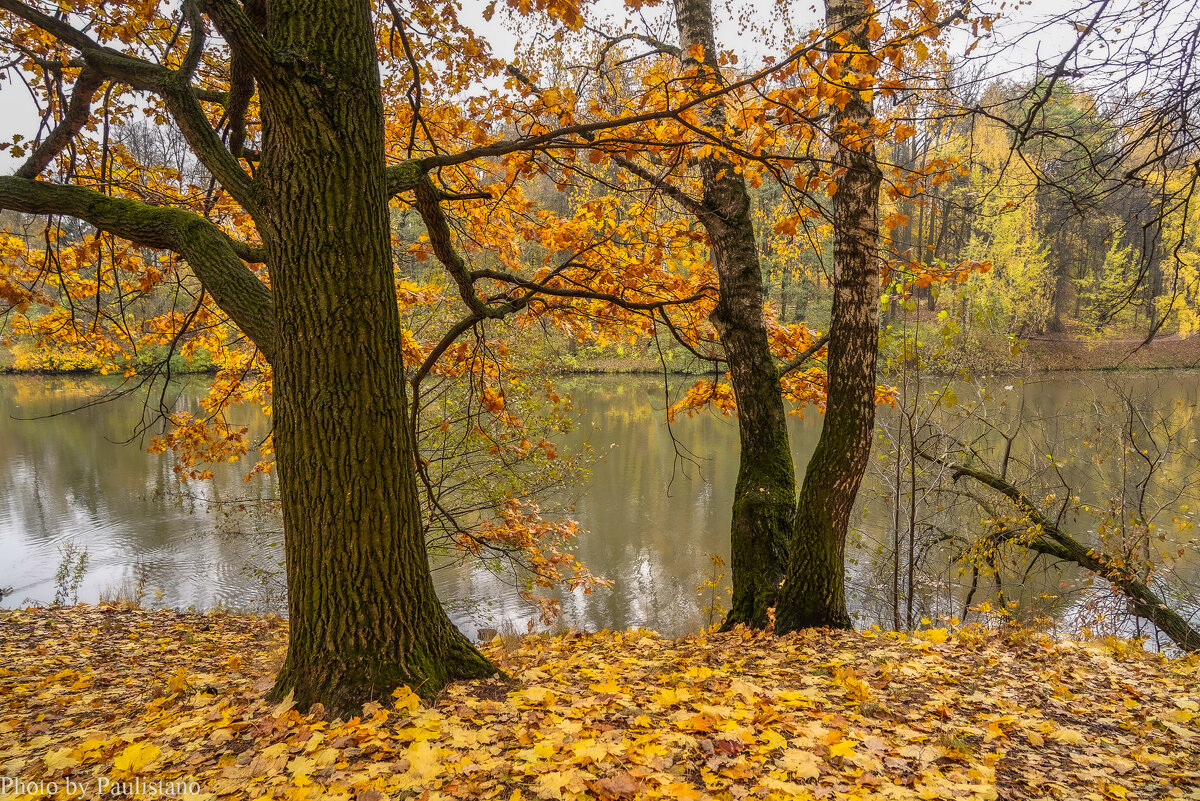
[5,333,1198,378]
[1019,333,1200,371]
[1,606,1196,800]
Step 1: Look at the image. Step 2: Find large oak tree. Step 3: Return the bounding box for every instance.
[0,0,804,713]
[0,0,508,714]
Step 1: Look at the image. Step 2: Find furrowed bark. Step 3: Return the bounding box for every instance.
[254,0,493,715]
[776,0,882,634]
[676,0,796,630]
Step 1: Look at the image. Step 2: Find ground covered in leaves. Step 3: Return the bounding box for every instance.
[1,607,1198,800]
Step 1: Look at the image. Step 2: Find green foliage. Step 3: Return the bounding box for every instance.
[52,541,89,606]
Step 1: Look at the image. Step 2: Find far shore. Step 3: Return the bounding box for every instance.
[2,333,1198,378]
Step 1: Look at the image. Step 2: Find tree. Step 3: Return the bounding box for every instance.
[637,0,800,629]
[0,0,716,713]
[0,0,507,714]
[525,0,977,631]
[774,0,884,632]
[497,1,824,630]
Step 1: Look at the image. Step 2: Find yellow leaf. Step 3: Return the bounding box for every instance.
[760,729,787,751]
[918,627,951,643]
[779,747,821,779]
[653,687,690,705]
[392,685,422,715]
[828,740,856,760]
[167,667,190,695]
[1052,727,1086,745]
[312,747,339,768]
[517,685,555,705]
[113,741,161,774]
[536,769,589,800]
[78,737,109,754]
[272,688,296,718]
[396,741,442,790]
[588,677,625,694]
[288,755,315,776]
[43,747,79,772]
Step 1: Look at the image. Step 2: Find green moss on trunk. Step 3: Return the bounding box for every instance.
[255,0,495,715]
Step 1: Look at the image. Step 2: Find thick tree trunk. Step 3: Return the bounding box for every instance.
[257,0,492,714]
[676,0,795,630]
[775,0,882,633]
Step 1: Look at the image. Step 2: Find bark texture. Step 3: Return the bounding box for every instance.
[675,0,796,629]
[775,0,882,633]
[0,0,495,715]
[250,0,494,713]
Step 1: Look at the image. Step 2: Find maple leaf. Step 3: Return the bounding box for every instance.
[112,741,161,774]
[779,747,822,779]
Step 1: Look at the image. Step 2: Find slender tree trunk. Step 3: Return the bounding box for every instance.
[891,406,902,631]
[676,0,796,629]
[775,0,882,633]
[258,0,492,714]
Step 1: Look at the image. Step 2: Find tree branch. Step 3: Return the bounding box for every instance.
[470,267,714,312]
[778,332,829,377]
[0,177,275,358]
[15,65,102,179]
[198,0,278,83]
[917,446,1200,652]
[412,175,512,319]
[0,0,263,219]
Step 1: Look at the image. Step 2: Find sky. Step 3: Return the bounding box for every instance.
[0,0,1167,174]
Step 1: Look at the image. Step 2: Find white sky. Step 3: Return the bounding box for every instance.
[0,0,1148,173]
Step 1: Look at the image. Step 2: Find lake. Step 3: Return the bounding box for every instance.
[2,371,1198,643]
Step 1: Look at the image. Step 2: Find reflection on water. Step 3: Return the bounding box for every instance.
[0,376,278,611]
[2,372,1198,640]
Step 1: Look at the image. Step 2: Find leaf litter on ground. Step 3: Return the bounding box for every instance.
[0,605,1197,800]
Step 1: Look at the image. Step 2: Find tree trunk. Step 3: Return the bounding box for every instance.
[775,0,882,633]
[258,0,492,714]
[675,0,796,630]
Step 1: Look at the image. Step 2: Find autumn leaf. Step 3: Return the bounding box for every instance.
[112,741,162,774]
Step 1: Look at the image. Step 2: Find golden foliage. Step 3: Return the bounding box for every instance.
[1,607,1197,800]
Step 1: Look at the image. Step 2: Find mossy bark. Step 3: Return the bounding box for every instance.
[676,0,795,630]
[0,0,496,715]
[775,0,882,634]
[252,0,493,714]
[931,456,1200,652]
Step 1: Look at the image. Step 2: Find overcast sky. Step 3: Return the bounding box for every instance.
[0,0,1144,174]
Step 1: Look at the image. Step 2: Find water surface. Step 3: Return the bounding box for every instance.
[2,372,1197,641]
